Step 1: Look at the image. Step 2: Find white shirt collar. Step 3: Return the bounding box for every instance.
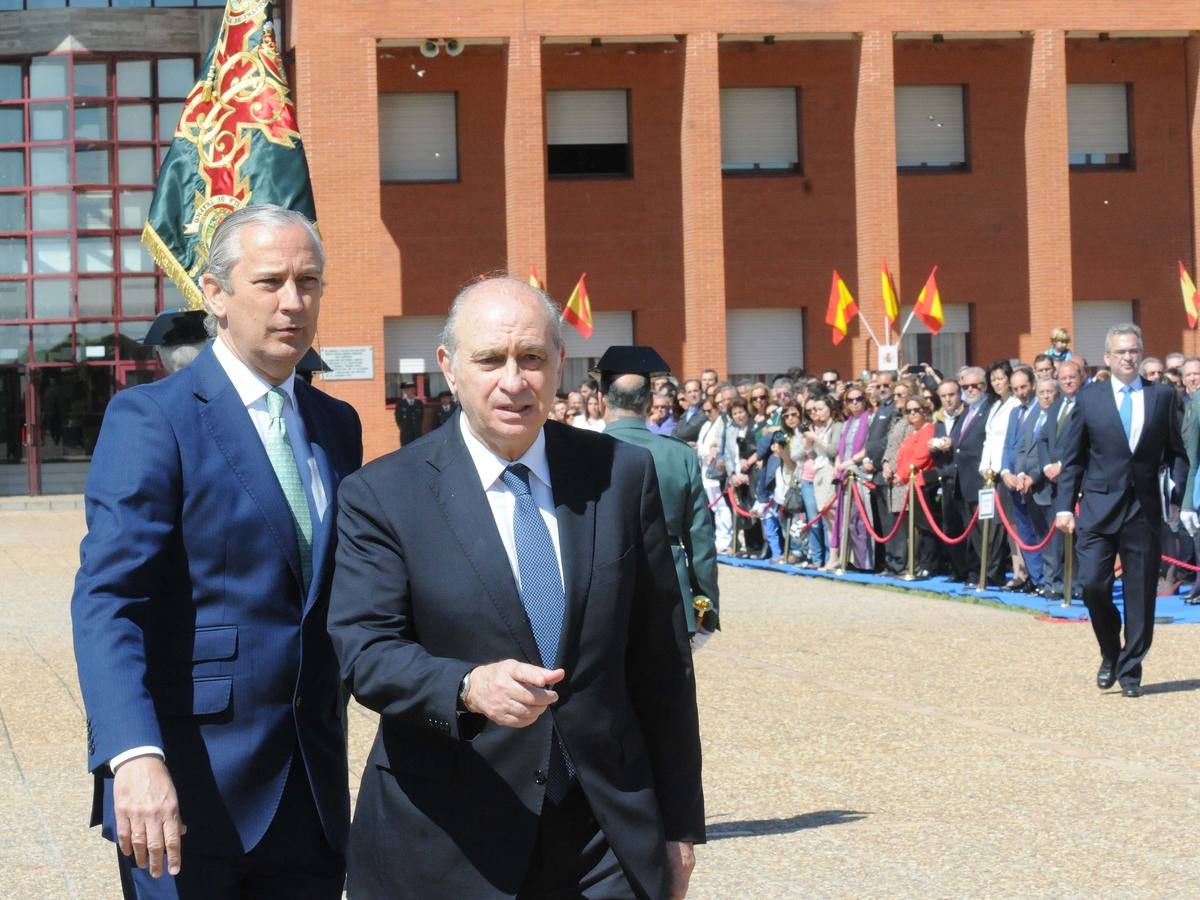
[460,414,552,493]
[212,335,297,409]
[1109,375,1143,399]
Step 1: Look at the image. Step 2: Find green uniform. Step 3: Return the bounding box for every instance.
[606,417,720,632]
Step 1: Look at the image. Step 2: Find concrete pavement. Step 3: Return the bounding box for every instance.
[2,508,1198,898]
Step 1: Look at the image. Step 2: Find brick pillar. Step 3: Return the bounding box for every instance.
[853,31,900,374]
[295,33,398,463]
[504,35,547,282]
[680,33,727,379]
[1187,36,1200,315]
[1022,30,1072,364]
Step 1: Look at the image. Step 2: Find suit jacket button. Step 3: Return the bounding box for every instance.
[534,770,547,785]
[294,696,302,711]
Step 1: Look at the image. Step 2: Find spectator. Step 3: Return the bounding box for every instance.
[1033,353,1056,381]
[646,389,677,434]
[879,378,921,574]
[673,379,706,444]
[573,393,606,432]
[432,389,456,429]
[1046,327,1073,362]
[796,395,840,569]
[894,394,940,577]
[566,390,584,419]
[698,397,737,553]
[1140,356,1164,383]
[832,385,873,572]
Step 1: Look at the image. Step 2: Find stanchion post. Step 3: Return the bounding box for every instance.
[835,474,852,575]
[731,489,741,557]
[901,467,916,581]
[1061,528,1074,608]
[975,471,995,592]
[782,511,792,563]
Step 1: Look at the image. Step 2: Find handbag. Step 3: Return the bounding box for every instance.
[783,470,806,513]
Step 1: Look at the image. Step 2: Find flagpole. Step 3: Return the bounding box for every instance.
[855,311,882,349]
[899,307,917,340]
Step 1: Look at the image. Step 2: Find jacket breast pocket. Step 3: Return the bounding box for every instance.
[1082,479,1110,494]
[590,544,634,591]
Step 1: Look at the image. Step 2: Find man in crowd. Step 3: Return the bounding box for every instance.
[862,370,899,574]
[1014,377,1060,593]
[1176,356,1200,601]
[647,388,677,435]
[948,366,996,585]
[329,276,704,898]
[393,380,424,445]
[999,366,1039,589]
[1056,324,1186,698]
[600,346,720,639]
[72,205,362,896]
[700,368,719,397]
[1033,353,1056,382]
[931,378,968,579]
[1032,358,1083,599]
[673,378,706,444]
[1139,356,1165,383]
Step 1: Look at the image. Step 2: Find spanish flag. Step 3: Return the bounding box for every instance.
[824,270,858,346]
[141,1,315,310]
[529,265,544,291]
[881,260,899,325]
[563,273,594,339]
[1180,261,1198,329]
[914,265,944,334]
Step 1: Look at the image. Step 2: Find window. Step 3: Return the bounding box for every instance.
[559,310,633,390]
[895,85,967,170]
[0,52,196,359]
[383,315,447,401]
[720,88,800,174]
[1068,84,1131,168]
[1073,300,1134,363]
[378,93,458,182]
[546,90,630,178]
[726,308,805,379]
[899,303,969,376]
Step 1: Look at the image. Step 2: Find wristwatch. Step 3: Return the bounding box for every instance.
[457,671,472,712]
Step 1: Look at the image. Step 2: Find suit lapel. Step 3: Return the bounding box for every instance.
[192,347,304,591]
[544,423,595,673]
[427,417,542,665]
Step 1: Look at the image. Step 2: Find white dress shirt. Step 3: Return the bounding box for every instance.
[1110,375,1145,452]
[111,340,326,772]
[460,415,565,593]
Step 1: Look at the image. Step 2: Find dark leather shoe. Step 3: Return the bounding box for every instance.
[1096,660,1117,690]
[1122,684,1143,698]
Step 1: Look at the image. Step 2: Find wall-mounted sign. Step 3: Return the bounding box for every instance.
[318,346,374,381]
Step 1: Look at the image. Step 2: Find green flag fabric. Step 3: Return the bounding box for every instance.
[141,0,316,310]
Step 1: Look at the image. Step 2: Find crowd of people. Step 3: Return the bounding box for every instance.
[543,327,1200,606]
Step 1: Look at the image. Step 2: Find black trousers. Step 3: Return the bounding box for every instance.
[118,754,344,900]
[519,785,638,900]
[869,481,896,573]
[1075,503,1158,688]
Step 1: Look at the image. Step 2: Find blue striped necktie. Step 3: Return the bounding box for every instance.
[265,388,312,589]
[499,463,575,801]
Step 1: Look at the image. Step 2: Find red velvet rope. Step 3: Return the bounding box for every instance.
[992,493,1057,553]
[1161,554,1200,573]
[726,486,756,520]
[851,478,908,543]
[914,484,979,545]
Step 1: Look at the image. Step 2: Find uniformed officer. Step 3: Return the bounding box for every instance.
[596,345,720,637]
[393,379,424,445]
[140,307,209,374]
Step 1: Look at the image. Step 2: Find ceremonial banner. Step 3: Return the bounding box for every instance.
[563,274,594,339]
[142,0,316,310]
[824,270,858,346]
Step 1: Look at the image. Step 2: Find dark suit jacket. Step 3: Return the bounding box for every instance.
[71,343,362,856]
[949,400,992,499]
[1014,404,1053,506]
[864,400,896,485]
[1056,379,1186,533]
[931,412,962,490]
[1030,396,1075,506]
[328,415,704,900]
[672,405,705,443]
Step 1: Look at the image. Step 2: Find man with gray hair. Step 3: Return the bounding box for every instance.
[72,204,362,895]
[329,276,704,898]
[1056,323,1187,697]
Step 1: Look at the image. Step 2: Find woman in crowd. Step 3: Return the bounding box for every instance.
[893,394,940,577]
[573,393,606,432]
[766,402,803,563]
[795,395,841,568]
[830,383,873,571]
[698,397,737,554]
[980,359,1026,587]
[729,399,763,556]
[748,382,774,444]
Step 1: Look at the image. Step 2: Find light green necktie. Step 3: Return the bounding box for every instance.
[266,387,313,589]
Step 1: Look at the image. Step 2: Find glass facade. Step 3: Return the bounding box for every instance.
[0,51,198,495]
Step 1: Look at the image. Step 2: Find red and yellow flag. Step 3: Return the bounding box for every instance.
[881,260,899,325]
[563,273,593,339]
[1179,261,1198,329]
[824,270,858,346]
[529,265,544,291]
[914,265,944,334]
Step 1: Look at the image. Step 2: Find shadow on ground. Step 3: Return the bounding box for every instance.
[1142,678,1200,695]
[706,810,868,840]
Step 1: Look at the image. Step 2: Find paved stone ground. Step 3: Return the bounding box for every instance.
[2,507,1199,898]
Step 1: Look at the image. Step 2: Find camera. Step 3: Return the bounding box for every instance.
[771,431,790,446]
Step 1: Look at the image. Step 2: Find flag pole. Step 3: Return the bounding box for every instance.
[855,311,882,349]
[898,307,917,340]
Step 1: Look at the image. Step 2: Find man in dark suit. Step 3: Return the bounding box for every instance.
[998,366,1038,588]
[1056,323,1187,698]
[598,345,720,639]
[71,206,362,896]
[862,370,898,573]
[328,277,704,899]
[672,378,705,444]
[946,366,1002,585]
[1014,377,1059,591]
[930,378,967,578]
[1031,358,1083,599]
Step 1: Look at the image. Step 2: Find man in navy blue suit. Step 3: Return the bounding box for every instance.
[1055,324,1186,698]
[72,205,362,897]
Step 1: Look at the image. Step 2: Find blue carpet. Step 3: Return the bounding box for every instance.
[718,555,1200,624]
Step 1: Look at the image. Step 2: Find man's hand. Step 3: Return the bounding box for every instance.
[1043,461,1062,482]
[1001,472,1019,491]
[1055,512,1075,534]
[1016,474,1032,494]
[463,660,563,728]
[861,458,876,474]
[113,755,186,878]
[1180,509,1200,537]
[665,841,695,900]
